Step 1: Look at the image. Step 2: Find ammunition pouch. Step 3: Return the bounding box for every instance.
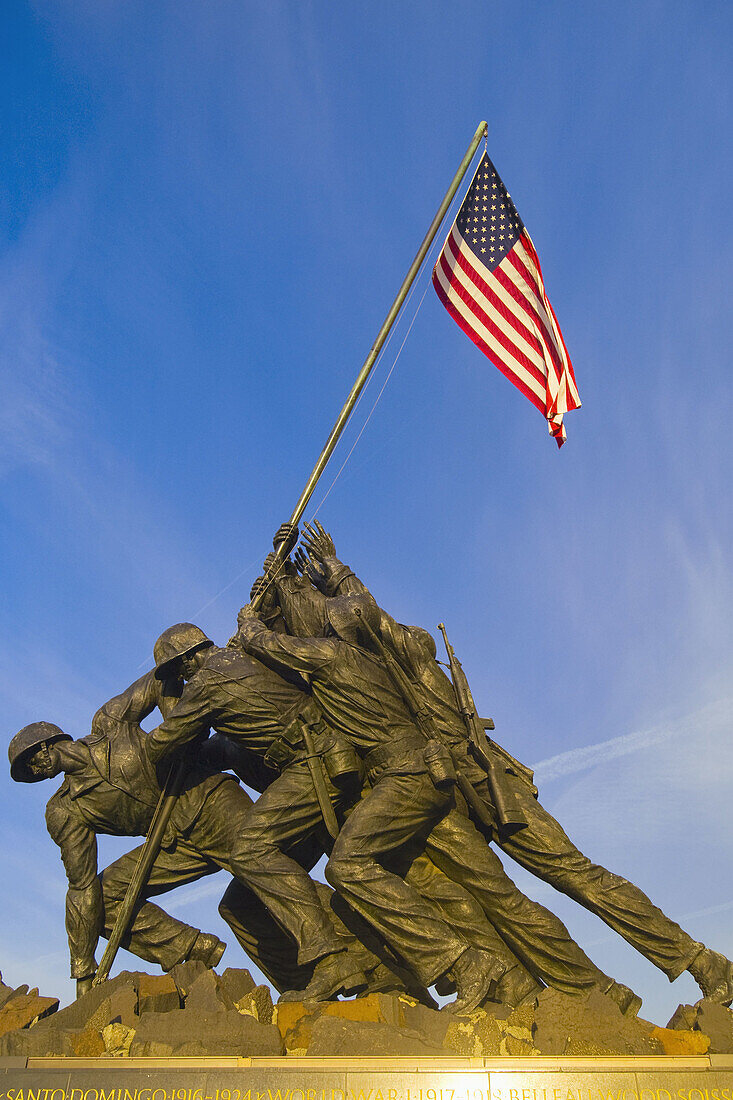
[263,718,303,772]
[322,737,362,788]
[423,738,457,789]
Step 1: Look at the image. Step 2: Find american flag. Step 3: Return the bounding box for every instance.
[432,152,580,446]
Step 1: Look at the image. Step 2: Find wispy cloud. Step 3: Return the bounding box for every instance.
[533,696,733,785]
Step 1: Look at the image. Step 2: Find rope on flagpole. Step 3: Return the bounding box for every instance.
[308,277,433,521]
[137,132,478,653]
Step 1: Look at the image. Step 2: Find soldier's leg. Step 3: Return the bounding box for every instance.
[219,876,424,999]
[218,879,313,992]
[198,767,353,968]
[101,841,220,971]
[423,806,628,999]
[404,849,540,1006]
[325,771,482,989]
[498,777,700,980]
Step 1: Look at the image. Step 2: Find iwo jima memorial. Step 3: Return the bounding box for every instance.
[2,123,732,1098]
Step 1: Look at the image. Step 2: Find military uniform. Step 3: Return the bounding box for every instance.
[234,612,617,996]
[44,671,250,979]
[314,555,702,984]
[146,645,378,972]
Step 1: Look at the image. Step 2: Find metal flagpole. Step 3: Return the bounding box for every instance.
[251,119,488,607]
[93,120,488,990]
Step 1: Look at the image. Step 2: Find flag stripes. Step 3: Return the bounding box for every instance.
[432,152,580,445]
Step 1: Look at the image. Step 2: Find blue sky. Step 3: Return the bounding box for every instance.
[1,1,731,1022]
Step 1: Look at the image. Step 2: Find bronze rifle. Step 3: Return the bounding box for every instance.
[438,622,526,836]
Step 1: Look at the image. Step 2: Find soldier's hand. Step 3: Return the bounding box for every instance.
[294,547,327,591]
[262,551,277,575]
[237,603,259,627]
[302,520,336,562]
[76,976,94,999]
[261,549,296,581]
[250,574,269,601]
[272,522,299,556]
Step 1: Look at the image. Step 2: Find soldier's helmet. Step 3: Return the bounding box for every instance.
[153,623,214,679]
[9,721,72,783]
[326,594,381,645]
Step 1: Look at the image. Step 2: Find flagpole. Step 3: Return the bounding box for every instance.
[253,119,488,602]
[94,121,487,990]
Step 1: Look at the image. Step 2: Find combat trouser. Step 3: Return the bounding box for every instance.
[100,779,347,977]
[327,763,617,995]
[100,779,250,970]
[223,758,380,968]
[493,773,699,980]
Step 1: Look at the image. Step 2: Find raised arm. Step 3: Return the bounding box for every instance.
[45,793,102,997]
[299,522,363,597]
[234,606,337,679]
[91,669,183,736]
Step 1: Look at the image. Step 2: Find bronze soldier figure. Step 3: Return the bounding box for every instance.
[7,655,360,999]
[144,619,401,1002]
[234,588,640,1013]
[290,521,733,1007]
[8,678,232,997]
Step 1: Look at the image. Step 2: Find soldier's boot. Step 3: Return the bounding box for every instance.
[187,932,226,969]
[492,964,543,1009]
[362,961,436,1007]
[604,979,642,1017]
[689,945,733,1006]
[445,947,503,1015]
[279,950,367,1003]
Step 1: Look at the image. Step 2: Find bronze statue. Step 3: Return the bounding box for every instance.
[8,671,232,998]
[10,517,732,1014]
[143,619,384,1002]
[8,661,362,999]
[233,563,641,1014]
[287,521,733,1008]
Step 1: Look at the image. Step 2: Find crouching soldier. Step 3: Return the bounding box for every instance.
[8,644,348,999]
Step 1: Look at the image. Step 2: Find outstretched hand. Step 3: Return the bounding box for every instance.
[301,520,336,563]
[294,546,327,591]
